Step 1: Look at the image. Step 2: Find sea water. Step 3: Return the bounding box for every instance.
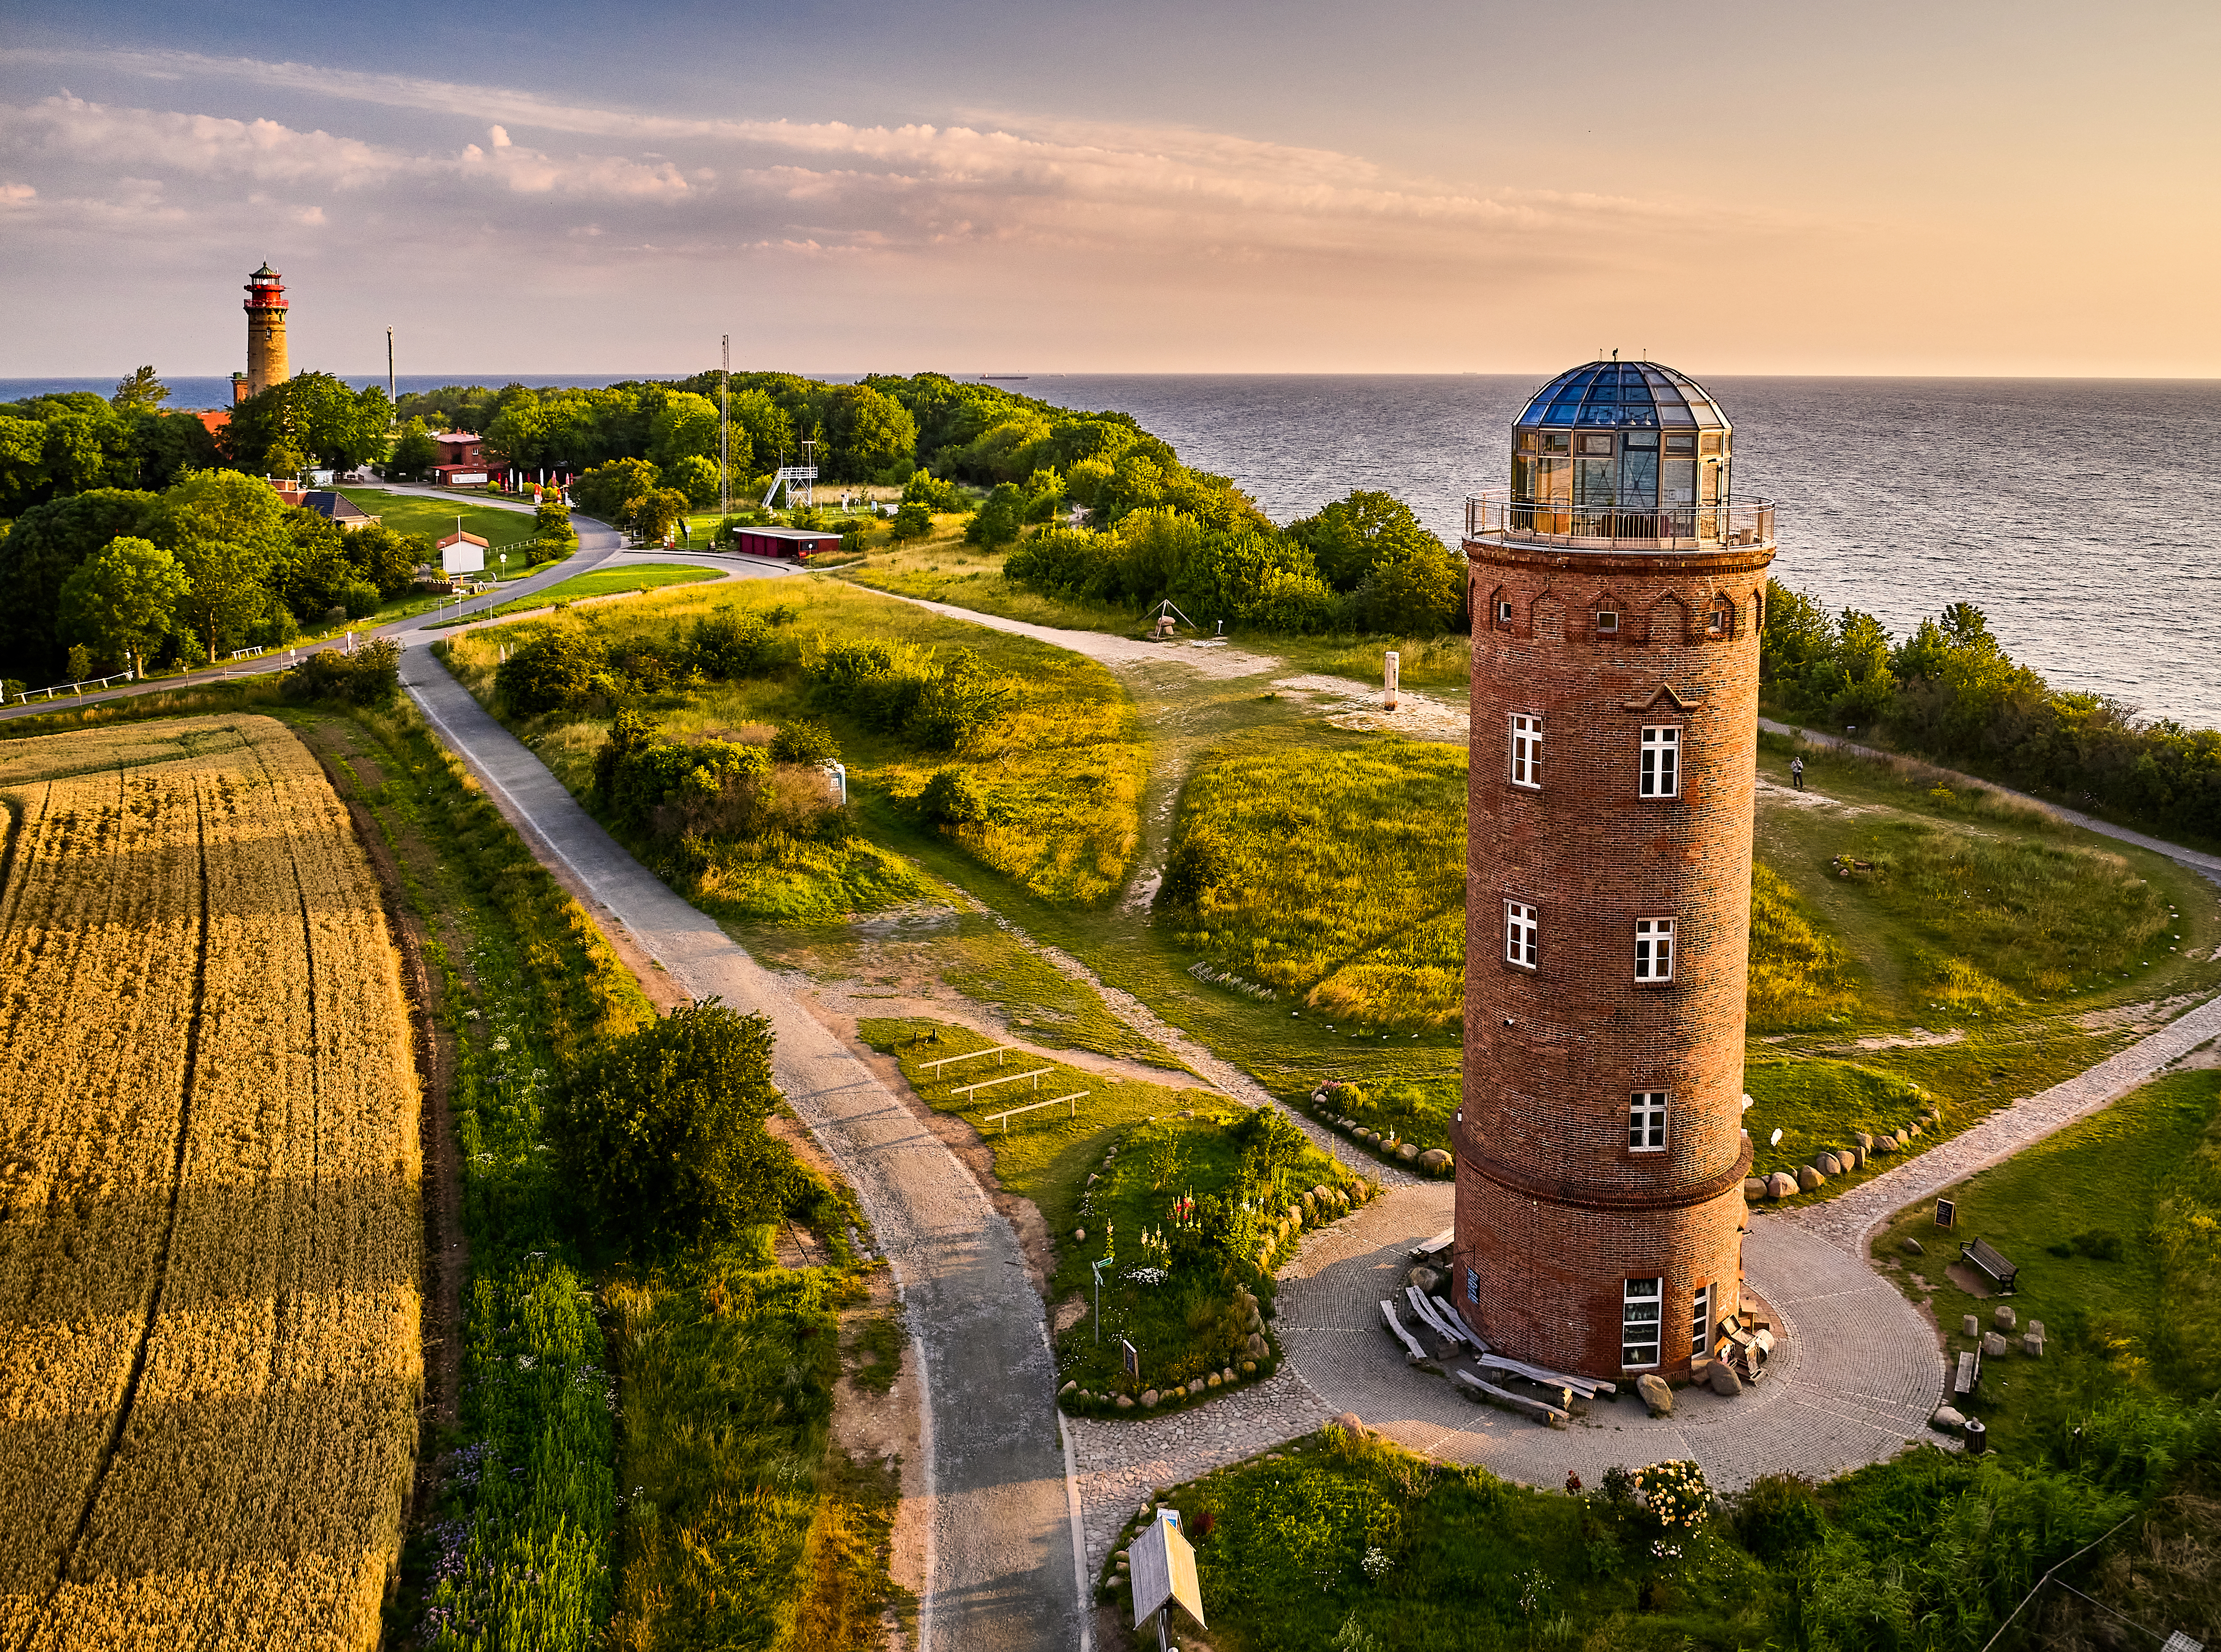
[9,372,2215,726]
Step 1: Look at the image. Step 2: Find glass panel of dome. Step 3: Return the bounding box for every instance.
[1662,459,1696,506]
[1618,447,1657,507]
[1512,456,1538,501]
[1574,457,1615,506]
[1541,431,1571,454]
[1536,457,1570,505]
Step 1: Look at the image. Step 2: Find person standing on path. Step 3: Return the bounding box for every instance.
[1790,756,1805,790]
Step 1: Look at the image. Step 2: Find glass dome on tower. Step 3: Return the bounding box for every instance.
[1466,359,1771,553]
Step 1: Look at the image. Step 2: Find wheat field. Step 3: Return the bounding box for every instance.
[0,714,422,1650]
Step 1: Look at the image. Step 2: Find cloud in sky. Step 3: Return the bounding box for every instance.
[1,25,2216,376]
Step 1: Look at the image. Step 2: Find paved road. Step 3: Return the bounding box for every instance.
[397,647,1081,1652]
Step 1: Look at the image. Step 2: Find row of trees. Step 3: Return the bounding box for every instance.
[1762,585,2221,840]
[0,374,223,516]
[0,471,447,685]
[1005,489,1467,635]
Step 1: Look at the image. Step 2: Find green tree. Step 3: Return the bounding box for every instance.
[0,488,160,683]
[729,389,795,470]
[110,367,169,412]
[646,391,722,467]
[666,453,723,508]
[384,417,439,481]
[823,383,918,481]
[574,457,661,524]
[224,373,392,473]
[550,999,796,1250]
[1287,490,1442,593]
[964,482,1027,549]
[56,536,188,678]
[628,487,690,544]
[176,537,275,662]
[533,497,577,547]
[1353,538,1463,634]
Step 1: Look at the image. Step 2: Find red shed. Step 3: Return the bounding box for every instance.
[731,526,843,561]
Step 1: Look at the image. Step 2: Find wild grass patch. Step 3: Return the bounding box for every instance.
[1158,734,1465,1028]
[1747,861,1858,1029]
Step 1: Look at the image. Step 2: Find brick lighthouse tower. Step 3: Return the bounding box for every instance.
[1454,360,1776,1382]
[234,262,289,404]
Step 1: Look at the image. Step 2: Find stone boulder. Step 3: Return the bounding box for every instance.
[1707,1360,1744,1397]
[1140,1389,1160,1408]
[1744,1177,1767,1199]
[1408,1266,1443,1295]
[1419,1148,1453,1175]
[1766,1171,1798,1199]
[1245,1331,1270,1359]
[1838,1144,1863,1169]
[1902,1237,1925,1256]
[1205,1373,1222,1389]
[1932,1405,1966,1433]
[1059,1379,1077,1395]
[1221,1367,1237,1383]
[1854,1130,1874,1151]
[1240,1359,1257,1376]
[1397,1142,1421,1162]
[1982,1331,2009,1358]
[1961,1314,1980,1338]
[1637,1373,1673,1416]
[1328,1412,1368,1438]
[1074,1228,1087,1241]
[1992,1305,2018,1332]
[1874,1135,1897,1153]
[1797,1165,1825,1192]
[1814,1152,1842,1177]
[1115,1394,1134,1409]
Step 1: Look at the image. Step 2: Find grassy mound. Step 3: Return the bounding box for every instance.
[1156,734,1465,1027]
[1744,1059,1935,1181]
[442,577,1145,910]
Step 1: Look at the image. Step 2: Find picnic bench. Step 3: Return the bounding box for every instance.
[1960,1237,2018,1295]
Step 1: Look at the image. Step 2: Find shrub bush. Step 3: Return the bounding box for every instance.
[918,766,1006,826]
[496,624,608,714]
[550,999,798,1250]
[279,638,401,707]
[771,718,840,765]
[688,606,795,680]
[337,579,382,620]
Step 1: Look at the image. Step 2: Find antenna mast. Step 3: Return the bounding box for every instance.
[720,333,730,519]
[386,326,395,408]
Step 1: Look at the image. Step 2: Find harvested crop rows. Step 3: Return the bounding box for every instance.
[0,715,422,1650]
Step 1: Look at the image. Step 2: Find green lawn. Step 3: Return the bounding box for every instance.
[479,562,722,616]
[335,486,546,549]
[1870,1067,2221,1442]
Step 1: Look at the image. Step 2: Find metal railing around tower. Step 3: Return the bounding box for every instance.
[1464,490,1774,551]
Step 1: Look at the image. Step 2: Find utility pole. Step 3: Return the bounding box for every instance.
[720,333,730,519]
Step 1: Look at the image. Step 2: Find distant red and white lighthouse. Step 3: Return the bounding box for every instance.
[1455,361,1778,1381]
[236,262,290,404]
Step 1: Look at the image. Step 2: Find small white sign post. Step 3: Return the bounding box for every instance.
[1383,649,1400,710]
[1130,1511,1206,1651]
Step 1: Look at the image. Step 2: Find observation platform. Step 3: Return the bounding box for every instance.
[1464,489,1775,555]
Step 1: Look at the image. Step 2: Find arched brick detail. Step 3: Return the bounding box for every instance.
[1643,592,1689,646]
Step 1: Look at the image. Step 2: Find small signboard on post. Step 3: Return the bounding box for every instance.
[1130,1513,1206,1645]
[1935,1198,1956,1229]
[1121,1338,1140,1381]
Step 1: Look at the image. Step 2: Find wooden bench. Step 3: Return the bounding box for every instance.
[1954,1345,1981,1399]
[1960,1237,2018,1295]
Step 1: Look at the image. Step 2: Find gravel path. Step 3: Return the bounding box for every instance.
[397,645,1082,1652]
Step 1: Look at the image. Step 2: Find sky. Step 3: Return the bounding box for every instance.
[2,0,2218,379]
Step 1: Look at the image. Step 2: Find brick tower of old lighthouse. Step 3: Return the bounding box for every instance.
[1454,360,1777,1382]
[234,262,289,404]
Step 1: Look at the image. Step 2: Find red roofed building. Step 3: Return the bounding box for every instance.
[430,431,495,486]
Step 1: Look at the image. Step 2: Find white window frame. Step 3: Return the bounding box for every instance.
[1505,901,1539,969]
[1629,1090,1668,1152]
[1639,725,1680,798]
[1496,598,1514,625]
[1692,1281,1713,1358]
[1634,918,1675,982]
[1596,609,1619,634]
[1509,714,1542,789]
[1622,1277,1662,1369]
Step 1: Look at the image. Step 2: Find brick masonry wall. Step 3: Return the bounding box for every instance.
[1455,537,1776,1378]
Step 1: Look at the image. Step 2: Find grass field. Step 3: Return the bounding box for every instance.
[442,576,1146,910]
[0,715,421,1649]
[1870,1067,2221,1442]
[337,487,546,551]
[468,563,724,620]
